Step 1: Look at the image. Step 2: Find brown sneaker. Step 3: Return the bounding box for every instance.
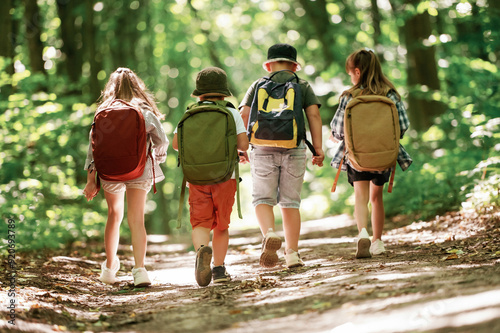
[259,228,282,268]
[195,245,212,287]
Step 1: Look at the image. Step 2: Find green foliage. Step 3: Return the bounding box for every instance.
[1,0,499,251]
[0,64,104,250]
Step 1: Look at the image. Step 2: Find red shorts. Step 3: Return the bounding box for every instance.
[188,179,237,231]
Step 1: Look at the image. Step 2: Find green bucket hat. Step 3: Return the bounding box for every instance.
[191,67,232,97]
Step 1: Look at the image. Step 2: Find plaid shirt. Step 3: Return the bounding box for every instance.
[330,90,413,172]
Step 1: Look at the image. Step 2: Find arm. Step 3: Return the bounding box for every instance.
[304,104,324,167]
[172,133,178,151]
[83,130,99,201]
[396,100,410,138]
[83,167,99,201]
[236,107,250,163]
[237,132,249,152]
[145,111,169,163]
[239,105,250,129]
[330,95,349,142]
[388,92,410,138]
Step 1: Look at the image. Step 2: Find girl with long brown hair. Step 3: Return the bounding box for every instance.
[330,49,412,258]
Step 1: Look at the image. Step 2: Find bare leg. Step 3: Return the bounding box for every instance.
[103,190,125,268]
[255,204,275,235]
[281,207,301,252]
[212,228,229,266]
[192,226,211,251]
[125,188,148,268]
[353,181,371,259]
[370,183,385,241]
[353,181,370,233]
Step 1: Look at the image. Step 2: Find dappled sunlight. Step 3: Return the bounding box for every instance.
[316,273,357,284]
[146,243,189,254]
[250,286,305,306]
[153,267,196,286]
[229,235,262,247]
[300,214,356,233]
[366,271,433,282]
[299,236,355,247]
[328,289,500,333]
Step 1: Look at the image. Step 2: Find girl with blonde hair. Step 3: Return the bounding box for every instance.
[83,68,169,286]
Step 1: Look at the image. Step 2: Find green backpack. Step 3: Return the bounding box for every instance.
[176,100,242,228]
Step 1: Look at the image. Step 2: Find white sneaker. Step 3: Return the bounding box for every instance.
[99,258,120,284]
[132,267,151,287]
[356,228,372,259]
[285,249,304,268]
[371,239,386,255]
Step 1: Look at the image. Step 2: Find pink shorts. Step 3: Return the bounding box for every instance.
[188,179,237,231]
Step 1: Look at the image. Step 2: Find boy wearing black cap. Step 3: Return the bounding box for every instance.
[239,44,324,269]
[173,67,249,286]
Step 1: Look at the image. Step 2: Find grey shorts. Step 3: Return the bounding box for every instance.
[100,179,152,194]
[249,147,307,208]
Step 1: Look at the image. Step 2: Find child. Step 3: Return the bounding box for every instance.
[330,48,412,258]
[172,67,249,286]
[239,43,324,268]
[83,67,169,286]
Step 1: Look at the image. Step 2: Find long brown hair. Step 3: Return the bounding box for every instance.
[97,67,164,120]
[344,49,400,99]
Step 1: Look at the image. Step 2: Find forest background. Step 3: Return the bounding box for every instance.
[0,0,498,251]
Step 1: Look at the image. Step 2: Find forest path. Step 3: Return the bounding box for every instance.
[1,209,499,333]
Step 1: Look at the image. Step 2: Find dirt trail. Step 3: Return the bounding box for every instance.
[1,209,500,333]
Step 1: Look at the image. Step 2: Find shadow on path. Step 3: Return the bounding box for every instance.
[1,211,499,333]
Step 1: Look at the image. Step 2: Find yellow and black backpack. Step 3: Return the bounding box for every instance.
[247,70,315,154]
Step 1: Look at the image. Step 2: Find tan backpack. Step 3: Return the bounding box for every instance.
[332,88,400,193]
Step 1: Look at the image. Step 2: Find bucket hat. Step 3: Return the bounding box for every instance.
[262,43,302,72]
[191,67,232,97]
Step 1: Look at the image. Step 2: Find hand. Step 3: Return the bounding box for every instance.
[239,151,250,164]
[329,133,338,143]
[83,182,99,201]
[312,148,325,167]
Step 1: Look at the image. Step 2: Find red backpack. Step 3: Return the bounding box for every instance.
[91,99,155,191]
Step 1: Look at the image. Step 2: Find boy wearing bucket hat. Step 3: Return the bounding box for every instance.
[173,67,249,286]
[239,44,324,269]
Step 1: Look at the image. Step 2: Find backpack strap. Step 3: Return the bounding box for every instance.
[388,166,396,193]
[268,69,299,83]
[331,147,346,192]
[235,162,242,219]
[304,139,317,157]
[176,176,187,229]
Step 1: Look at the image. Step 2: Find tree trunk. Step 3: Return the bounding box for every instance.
[84,0,101,102]
[403,1,446,131]
[57,0,83,84]
[370,0,382,47]
[455,3,488,61]
[0,0,15,75]
[186,0,238,96]
[297,0,336,68]
[23,0,45,74]
[487,0,500,66]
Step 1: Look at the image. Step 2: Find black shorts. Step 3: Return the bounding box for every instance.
[346,164,391,187]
